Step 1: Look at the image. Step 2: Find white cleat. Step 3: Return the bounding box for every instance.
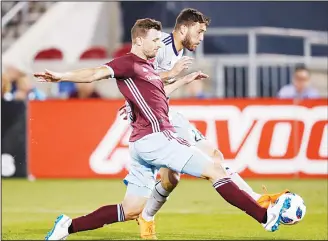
[45,214,72,240]
[263,193,290,232]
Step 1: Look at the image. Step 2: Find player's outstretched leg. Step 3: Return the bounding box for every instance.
[196,139,290,209]
[138,168,180,239]
[45,204,125,240]
[181,148,289,232]
[45,192,147,240]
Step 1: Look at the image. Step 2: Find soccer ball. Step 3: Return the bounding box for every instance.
[278,193,306,225]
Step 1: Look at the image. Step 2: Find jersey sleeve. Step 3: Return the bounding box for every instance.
[103,56,134,79]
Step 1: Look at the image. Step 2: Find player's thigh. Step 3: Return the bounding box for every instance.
[181,147,227,182]
[135,131,217,179]
[124,143,158,197]
[133,131,193,173]
[195,139,224,162]
[180,146,214,178]
[172,119,226,179]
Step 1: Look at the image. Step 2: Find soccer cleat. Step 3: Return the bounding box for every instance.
[45,214,72,240]
[257,185,290,209]
[136,215,158,240]
[262,194,290,232]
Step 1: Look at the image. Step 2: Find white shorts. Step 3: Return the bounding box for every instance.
[169,110,206,146]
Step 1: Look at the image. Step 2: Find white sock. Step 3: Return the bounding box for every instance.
[142,181,170,221]
[224,165,261,201]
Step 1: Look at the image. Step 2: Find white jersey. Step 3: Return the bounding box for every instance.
[154,32,184,73]
[153,33,187,126]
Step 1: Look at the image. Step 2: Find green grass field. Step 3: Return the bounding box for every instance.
[2,178,327,240]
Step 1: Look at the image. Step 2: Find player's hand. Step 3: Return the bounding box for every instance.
[184,71,209,84]
[194,71,209,80]
[170,56,193,78]
[34,69,64,82]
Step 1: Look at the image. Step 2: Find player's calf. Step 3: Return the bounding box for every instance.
[138,169,179,239]
[188,155,267,224]
[197,139,289,209]
[140,168,180,223]
[182,148,284,232]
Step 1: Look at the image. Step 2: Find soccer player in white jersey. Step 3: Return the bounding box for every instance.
[120,9,289,239]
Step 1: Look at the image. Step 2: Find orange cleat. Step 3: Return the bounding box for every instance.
[136,215,158,240]
[257,185,290,209]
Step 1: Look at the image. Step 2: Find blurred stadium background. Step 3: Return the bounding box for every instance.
[1,1,327,240]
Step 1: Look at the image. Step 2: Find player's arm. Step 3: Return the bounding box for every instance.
[34,56,134,83]
[34,66,112,83]
[159,71,174,82]
[159,56,193,82]
[164,71,209,96]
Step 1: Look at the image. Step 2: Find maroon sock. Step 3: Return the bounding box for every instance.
[213,178,267,223]
[69,204,125,233]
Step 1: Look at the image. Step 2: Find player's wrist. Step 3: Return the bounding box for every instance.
[57,72,68,82]
[182,74,193,84]
[61,72,79,82]
[168,69,177,79]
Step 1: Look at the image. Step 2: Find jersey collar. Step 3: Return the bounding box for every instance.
[170,33,179,56]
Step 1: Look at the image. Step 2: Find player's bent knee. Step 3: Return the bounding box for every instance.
[161,171,180,192]
[121,195,147,220]
[212,162,228,180]
[121,202,144,220]
[212,149,224,163]
[202,161,228,182]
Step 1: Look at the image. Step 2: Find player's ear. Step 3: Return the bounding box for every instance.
[180,25,188,36]
[135,37,143,46]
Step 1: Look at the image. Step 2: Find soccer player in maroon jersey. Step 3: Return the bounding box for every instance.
[120,8,288,239]
[35,18,289,240]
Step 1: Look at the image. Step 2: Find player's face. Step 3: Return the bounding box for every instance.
[182,22,207,51]
[142,29,162,59]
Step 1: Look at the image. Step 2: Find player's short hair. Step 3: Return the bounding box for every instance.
[131,18,162,42]
[174,8,210,29]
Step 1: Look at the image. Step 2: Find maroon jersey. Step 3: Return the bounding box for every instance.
[105,53,175,142]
